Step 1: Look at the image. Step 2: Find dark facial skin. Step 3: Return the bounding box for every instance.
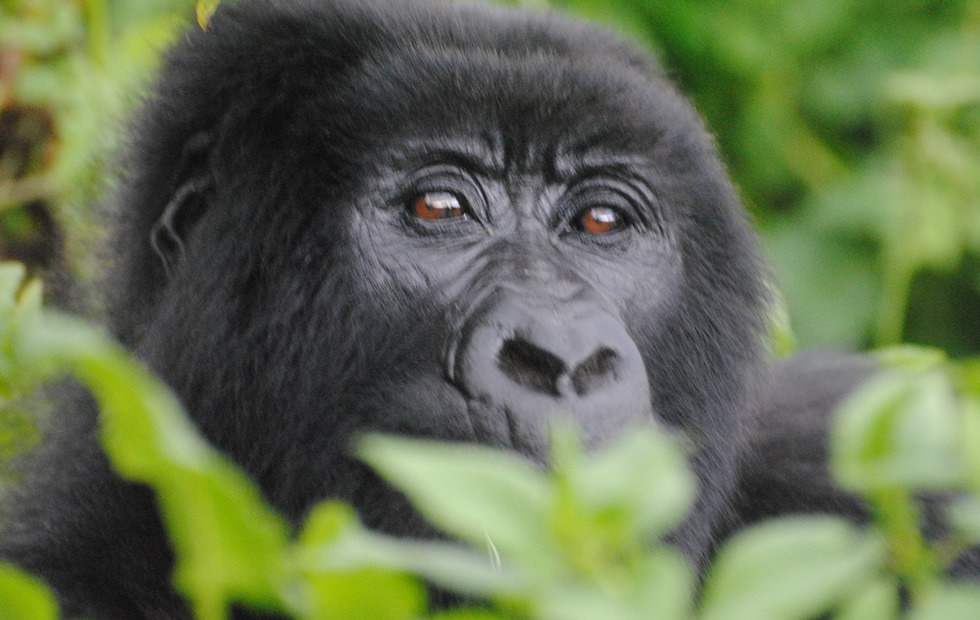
[352,126,677,455]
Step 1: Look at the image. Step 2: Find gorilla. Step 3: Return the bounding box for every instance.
[0,0,892,617]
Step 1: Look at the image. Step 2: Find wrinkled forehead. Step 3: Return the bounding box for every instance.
[331,44,700,172]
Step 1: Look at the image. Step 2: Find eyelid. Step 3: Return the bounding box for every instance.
[559,180,642,234]
[400,165,490,224]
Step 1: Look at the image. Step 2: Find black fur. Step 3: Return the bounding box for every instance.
[0,1,897,617]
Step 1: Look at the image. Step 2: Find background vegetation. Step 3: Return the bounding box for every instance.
[0,0,978,618]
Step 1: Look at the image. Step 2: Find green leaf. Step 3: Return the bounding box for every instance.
[0,266,50,397]
[538,584,640,620]
[0,264,29,397]
[876,346,948,373]
[632,549,694,620]
[765,283,797,358]
[950,496,980,545]
[763,217,878,347]
[295,503,425,618]
[957,360,980,399]
[160,460,290,620]
[298,503,525,600]
[302,569,424,620]
[578,427,696,541]
[358,435,559,574]
[699,517,886,620]
[431,611,511,620]
[0,564,59,620]
[832,371,962,492]
[196,0,221,29]
[299,501,361,547]
[909,584,980,620]
[837,577,900,620]
[960,399,980,493]
[0,263,26,317]
[13,313,290,620]
[372,539,526,598]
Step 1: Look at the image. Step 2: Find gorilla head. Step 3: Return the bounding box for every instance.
[107,0,766,559]
[2,0,770,615]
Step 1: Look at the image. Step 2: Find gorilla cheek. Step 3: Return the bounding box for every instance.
[449,289,654,457]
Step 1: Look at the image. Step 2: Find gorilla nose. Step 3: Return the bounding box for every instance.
[497,332,619,399]
[451,292,653,450]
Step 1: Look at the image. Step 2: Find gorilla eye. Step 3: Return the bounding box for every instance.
[412,191,467,221]
[575,206,626,235]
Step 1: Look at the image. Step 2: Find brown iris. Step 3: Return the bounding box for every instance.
[412,191,466,221]
[577,206,624,235]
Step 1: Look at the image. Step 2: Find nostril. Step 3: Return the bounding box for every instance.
[571,347,619,396]
[451,294,653,441]
[497,339,621,398]
[497,338,566,396]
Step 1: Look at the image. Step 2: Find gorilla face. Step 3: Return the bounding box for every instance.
[338,57,687,451]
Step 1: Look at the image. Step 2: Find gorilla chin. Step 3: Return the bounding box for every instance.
[0,1,903,618]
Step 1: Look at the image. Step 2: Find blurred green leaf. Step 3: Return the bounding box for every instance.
[197,0,221,29]
[957,360,980,398]
[302,568,424,620]
[0,563,59,620]
[288,503,430,618]
[876,346,948,373]
[536,584,641,620]
[832,370,962,492]
[299,501,361,548]
[765,284,797,358]
[359,435,559,576]
[297,502,524,600]
[837,577,900,620]
[949,496,980,545]
[961,398,980,494]
[431,611,510,620]
[909,584,980,620]
[630,549,693,620]
[699,517,886,620]
[0,7,82,55]
[764,220,878,347]
[575,426,695,542]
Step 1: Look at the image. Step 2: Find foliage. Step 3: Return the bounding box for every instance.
[0,261,979,619]
[196,0,220,29]
[0,0,200,483]
[0,563,58,620]
[0,0,195,278]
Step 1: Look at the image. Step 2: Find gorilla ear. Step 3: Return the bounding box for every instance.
[150,131,214,279]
